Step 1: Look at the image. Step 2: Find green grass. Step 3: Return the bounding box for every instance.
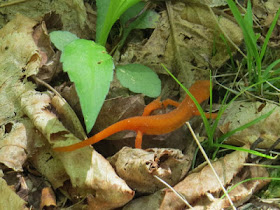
[226,0,280,95]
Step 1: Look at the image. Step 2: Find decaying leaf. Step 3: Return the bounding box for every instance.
[0,0,95,39]
[159,146,249,208]
[0,14,40,171]
[123,146,269,209]
[0,119,38,171]
[108,147,191,193]
[192,166,270,209]
[0,177,26,209]
[252,0,280,47]
[219,101,280,149]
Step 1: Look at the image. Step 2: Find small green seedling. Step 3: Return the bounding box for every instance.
[50,1,161,133]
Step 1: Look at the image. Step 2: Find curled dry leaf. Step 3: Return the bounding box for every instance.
[124,146,254,209]
[40,187,56,209]
[51,95,86,140]
[219,101,280,149]
[108,147,192,193]
[0,120,34,171]
[0,14,134,209]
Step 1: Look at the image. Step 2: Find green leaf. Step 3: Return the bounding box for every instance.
[116,64,161,97]
[61,39,114,133]
[119,2,160,47]
[96,0,141,46]
[49,31,79,51]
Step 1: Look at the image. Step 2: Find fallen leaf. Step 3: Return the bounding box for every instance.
[0,0,95,39]
[108,147,191,193]
[124,146,253,209]
[159,146,249,208]
[219,101,280,149]
[0,177,26,209]
[0,14,41,171]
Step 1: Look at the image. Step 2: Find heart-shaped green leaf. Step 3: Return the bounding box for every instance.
[116,64,161,97]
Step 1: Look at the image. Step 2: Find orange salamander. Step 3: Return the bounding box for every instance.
[53,80,216,152]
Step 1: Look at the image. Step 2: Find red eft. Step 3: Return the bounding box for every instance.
[53,80,216,152]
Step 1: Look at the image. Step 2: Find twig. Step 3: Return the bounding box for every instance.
[153,175,193,209]
[186,122,236,210]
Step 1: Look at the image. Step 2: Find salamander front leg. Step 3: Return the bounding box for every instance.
[162,99,180,108]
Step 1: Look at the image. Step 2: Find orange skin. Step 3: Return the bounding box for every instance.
[53,80,216,152]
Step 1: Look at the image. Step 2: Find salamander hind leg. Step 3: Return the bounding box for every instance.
[193,110,217,119]
[135,131,143,148]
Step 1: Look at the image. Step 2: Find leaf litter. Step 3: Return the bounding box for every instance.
[0,14,133,209]
[0,0,277,209]
[123,146,269,209]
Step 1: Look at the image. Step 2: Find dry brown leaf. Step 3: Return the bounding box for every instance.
[219,101,280,149]
[123,147,250,209]
[0,119,37,171]
[0,14,40,171]
[30,141,69,189]
[94,95,145,141]
[192,166,269,209]
[108,147,191,193]
[40,187,56,209]
[159,146,249,209]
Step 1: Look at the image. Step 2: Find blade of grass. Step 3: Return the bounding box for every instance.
[217,107,275,143]
[260,8,280,61]
[186,122,236,209]
[212,144,277,159]
[220,177,280,199]
[227,0,259,60]
[161,64,211,134]
[262,59,280,79]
